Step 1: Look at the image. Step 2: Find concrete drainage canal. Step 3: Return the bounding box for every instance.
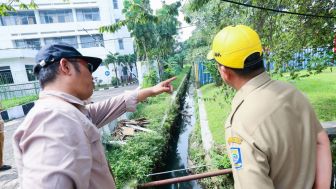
[150,81,203,189]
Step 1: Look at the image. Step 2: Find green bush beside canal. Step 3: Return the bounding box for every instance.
[106,66,191,188]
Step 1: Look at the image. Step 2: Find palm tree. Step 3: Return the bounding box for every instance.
[104,53,119,87]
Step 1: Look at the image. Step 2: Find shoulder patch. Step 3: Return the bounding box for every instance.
[230,147,243,170]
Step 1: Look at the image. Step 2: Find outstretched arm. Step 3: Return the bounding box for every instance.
[314,130,332,189]
[137,77,176,102]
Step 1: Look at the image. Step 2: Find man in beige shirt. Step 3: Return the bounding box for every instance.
[13,44,175,189]
[207,25,332,189]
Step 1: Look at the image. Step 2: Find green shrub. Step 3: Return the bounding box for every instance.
[107,67,190,188]
[142,69,158,88]
[111,77,119,86]
[204,60,223,86]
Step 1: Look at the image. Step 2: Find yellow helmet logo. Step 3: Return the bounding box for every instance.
[207,25,263,69]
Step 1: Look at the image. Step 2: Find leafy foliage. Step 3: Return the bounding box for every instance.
[142,69,158,88]
[100,0,182,80]
[100,1,180,63]
[104,53,136,86]
[183,0,335,77]
[107,67,191,188]
[204,60,223,86]
[189,84,234,188]
[0,0,38,16]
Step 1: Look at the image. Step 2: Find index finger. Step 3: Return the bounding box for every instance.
[164,76,177,83]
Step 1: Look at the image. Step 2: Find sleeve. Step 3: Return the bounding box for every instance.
[87,90,139,128]
[228,123,274,189]
[17,110,92,189]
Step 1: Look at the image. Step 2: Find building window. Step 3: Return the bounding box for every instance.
[113,0,118,9]
[25,65,36,81]
[118,39,124,50]
[14,39,41,50]
[76,8,100,22]
[0,11,36,26]
[39,9,73,24]
[80,34,104,48]
[44,36,78,48]
[0,66,14,85]
[115,18,119,23]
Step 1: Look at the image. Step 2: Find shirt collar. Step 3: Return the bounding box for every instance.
[39,90,86,107]
[231,72,271,109]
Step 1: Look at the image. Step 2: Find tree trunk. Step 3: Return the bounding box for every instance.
[113,63,119,87]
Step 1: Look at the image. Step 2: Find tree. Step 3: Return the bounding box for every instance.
[100,0,157,62]
[104,53,119,86]
[152,2,181,79]
[99,0,180,81]
[183,0,336,75]
[0,0,37,16]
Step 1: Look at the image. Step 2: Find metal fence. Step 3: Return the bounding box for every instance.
[197,61,213,86]
[197,47,334,87]
[267,47,334,71]
[0,81,40,100]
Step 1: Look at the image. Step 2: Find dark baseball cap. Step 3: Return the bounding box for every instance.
[35,43,102,72]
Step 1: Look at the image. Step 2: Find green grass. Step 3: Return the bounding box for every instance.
[274,69,336,121]
[200,84,231,144]
[131,65,191,129]
[2,95,38,109]
[107,66,190,188]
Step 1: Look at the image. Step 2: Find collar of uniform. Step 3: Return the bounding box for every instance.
[231,72,271,109]
[39,90,86,107]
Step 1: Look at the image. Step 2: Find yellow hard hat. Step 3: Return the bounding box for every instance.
[207,25,262,69]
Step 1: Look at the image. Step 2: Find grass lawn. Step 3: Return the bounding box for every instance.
[2,95,38,110]
[200,84,231,144]
[201,69,336,145]
[274,69,336,121]
[131,65,190,129]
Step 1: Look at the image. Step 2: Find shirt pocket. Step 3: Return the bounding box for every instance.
[83,122,104,167]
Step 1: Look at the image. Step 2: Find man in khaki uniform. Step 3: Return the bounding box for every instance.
[207,25,332,189]
[0,102,12,171]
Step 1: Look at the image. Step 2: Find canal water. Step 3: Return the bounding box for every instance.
[152,82,203,189]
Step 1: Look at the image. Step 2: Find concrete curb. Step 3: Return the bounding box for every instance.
[197,89,214,153]
[1,102,35,122]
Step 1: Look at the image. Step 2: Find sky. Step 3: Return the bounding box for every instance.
[150,0,196,42]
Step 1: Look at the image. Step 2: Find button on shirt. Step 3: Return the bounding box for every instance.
[225,72,323,189]
[13,90,138,189]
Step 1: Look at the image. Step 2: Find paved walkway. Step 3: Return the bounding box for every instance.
[197,89,214,153]
[0,84,138,189]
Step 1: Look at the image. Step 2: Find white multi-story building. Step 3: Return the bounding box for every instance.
[0,0,134,85]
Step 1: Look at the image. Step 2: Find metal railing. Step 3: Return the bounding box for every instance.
[138,169,232,188]
[0,81,40,100]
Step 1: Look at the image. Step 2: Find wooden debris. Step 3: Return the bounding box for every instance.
[111,118,152,142]
[126,125,154,133]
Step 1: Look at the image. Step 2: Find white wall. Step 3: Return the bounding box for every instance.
[0,0,135,85]
[0,57,35,84]
[92,64,117,85]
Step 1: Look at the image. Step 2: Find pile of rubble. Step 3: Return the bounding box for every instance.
[112,118,153,141]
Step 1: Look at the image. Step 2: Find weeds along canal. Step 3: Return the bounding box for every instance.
[151,81,203,189]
